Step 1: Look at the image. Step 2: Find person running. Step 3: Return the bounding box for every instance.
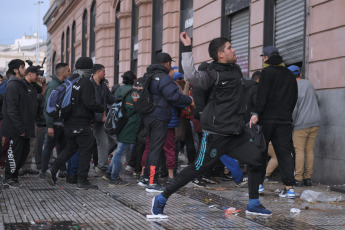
[150,32,271,217]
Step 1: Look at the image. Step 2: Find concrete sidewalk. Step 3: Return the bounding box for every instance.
[1,169,344,229]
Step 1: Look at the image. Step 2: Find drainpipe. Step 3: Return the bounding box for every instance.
[306,0,311,79]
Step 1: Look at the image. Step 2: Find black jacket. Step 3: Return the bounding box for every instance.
[182,52,246,136]
[23,78,42,122]
[91,77,116,123]
[244,79,258,123]
[0,76,36,138]
[36,94,46,127]
[64,73,104,126]
[252,55,298,123]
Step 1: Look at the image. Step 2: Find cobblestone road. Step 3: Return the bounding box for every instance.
[1,168,344,230]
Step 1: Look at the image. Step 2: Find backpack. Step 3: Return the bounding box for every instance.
[46,75,81,119]
[104,90,132,135]
[131,72,159,114]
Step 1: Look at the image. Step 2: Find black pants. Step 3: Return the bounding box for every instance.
[261,123,295,186]
[143,116,168,184]
[127,142,145,172]
[52,125,96,183]
[184,120,197,164]
[162,132,263,199]
[5,136,30,180]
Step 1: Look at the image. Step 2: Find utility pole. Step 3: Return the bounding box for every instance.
[35,1,44,65]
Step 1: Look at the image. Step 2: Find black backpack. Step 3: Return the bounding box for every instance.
[131,72,159,114]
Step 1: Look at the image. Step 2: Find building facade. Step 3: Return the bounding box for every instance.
[44,0,345,185]
[0,34,46,76]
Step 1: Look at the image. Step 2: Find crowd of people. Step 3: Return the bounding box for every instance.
[0,32,320,217]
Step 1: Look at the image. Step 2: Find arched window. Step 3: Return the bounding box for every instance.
[66,27,70,66]
[114,2,120,84]
[82,10,88,57]
[90,1,96,60]
[52,51,56,75]
[71,21,76,71]
[61,32,64,62]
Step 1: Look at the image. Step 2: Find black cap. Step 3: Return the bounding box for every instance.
[26,66,40,74]
[260,46,279,57]
[75,57,93,69]
[155,52,174,64]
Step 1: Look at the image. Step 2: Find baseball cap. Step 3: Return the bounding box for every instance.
[288,65,300,76]
[156,52,174,63]
[260,46,279,57]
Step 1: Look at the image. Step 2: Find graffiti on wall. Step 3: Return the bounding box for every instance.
[236,54,248,78]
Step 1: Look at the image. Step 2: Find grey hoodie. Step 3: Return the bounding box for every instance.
[292,79,320,130]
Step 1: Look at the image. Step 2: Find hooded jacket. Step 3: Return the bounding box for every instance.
[252,55,298,124]
[145,64,192,122]
[0,75,35,138]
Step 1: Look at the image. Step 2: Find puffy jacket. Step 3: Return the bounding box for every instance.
[145,64,192,122]
[182,52,246,136]
[115,85,142,143]
[252,55,298,124]
[0,76,35,138]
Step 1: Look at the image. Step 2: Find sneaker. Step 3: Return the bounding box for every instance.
[192,178,207,188]
[77,180,98,190]
[57,171,66,179]
[264,176,279,184]
[102,172,111,181]
[125,165,135,173]
[67,175,78,184]
[246,204,272,216]
[3,179,21,189]
[259,184,264,194]
[138,176,149,187]
[236,176,248,188]
[95,167,106,176]
[294,180,303,187]
[46,170,57,186]
[25,169,39,175]
[303,178,312,186]
[39,172,46,179]
[146,183,165,193]
[221,174,234,181]
[202,176,219,184]
[109,177,129,187]
[166,177,173,184]
[279,188,296,198]
[151,194,167,215]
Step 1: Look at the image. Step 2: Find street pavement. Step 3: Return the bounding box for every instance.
[0,167,345,230]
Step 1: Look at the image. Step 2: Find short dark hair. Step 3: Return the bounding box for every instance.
[251,71,261,81]
[8,59,25,75]
[122,71,137,85]
[55,63,68,75]
[208,37,230,62]
[92,64,105,74]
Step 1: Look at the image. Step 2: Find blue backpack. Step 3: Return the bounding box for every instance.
[46,75,81,119]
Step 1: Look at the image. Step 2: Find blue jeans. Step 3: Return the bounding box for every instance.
[220,155,243,183]
[107,142,133,180]
[67,150,80,176]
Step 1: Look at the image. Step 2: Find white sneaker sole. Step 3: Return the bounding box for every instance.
[246,210,272,216]
[146,188,163,193]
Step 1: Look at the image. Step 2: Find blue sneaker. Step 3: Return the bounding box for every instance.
[259,184,264,194]
[246,204,272,216]
[151,194,167,215]
[279,188,295,198]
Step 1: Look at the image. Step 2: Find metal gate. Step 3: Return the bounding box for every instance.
[275,0,305,65]
[231,9,250,77]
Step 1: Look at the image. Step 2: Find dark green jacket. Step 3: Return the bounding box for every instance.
[115,85,142,143]
[44,74,63,128]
